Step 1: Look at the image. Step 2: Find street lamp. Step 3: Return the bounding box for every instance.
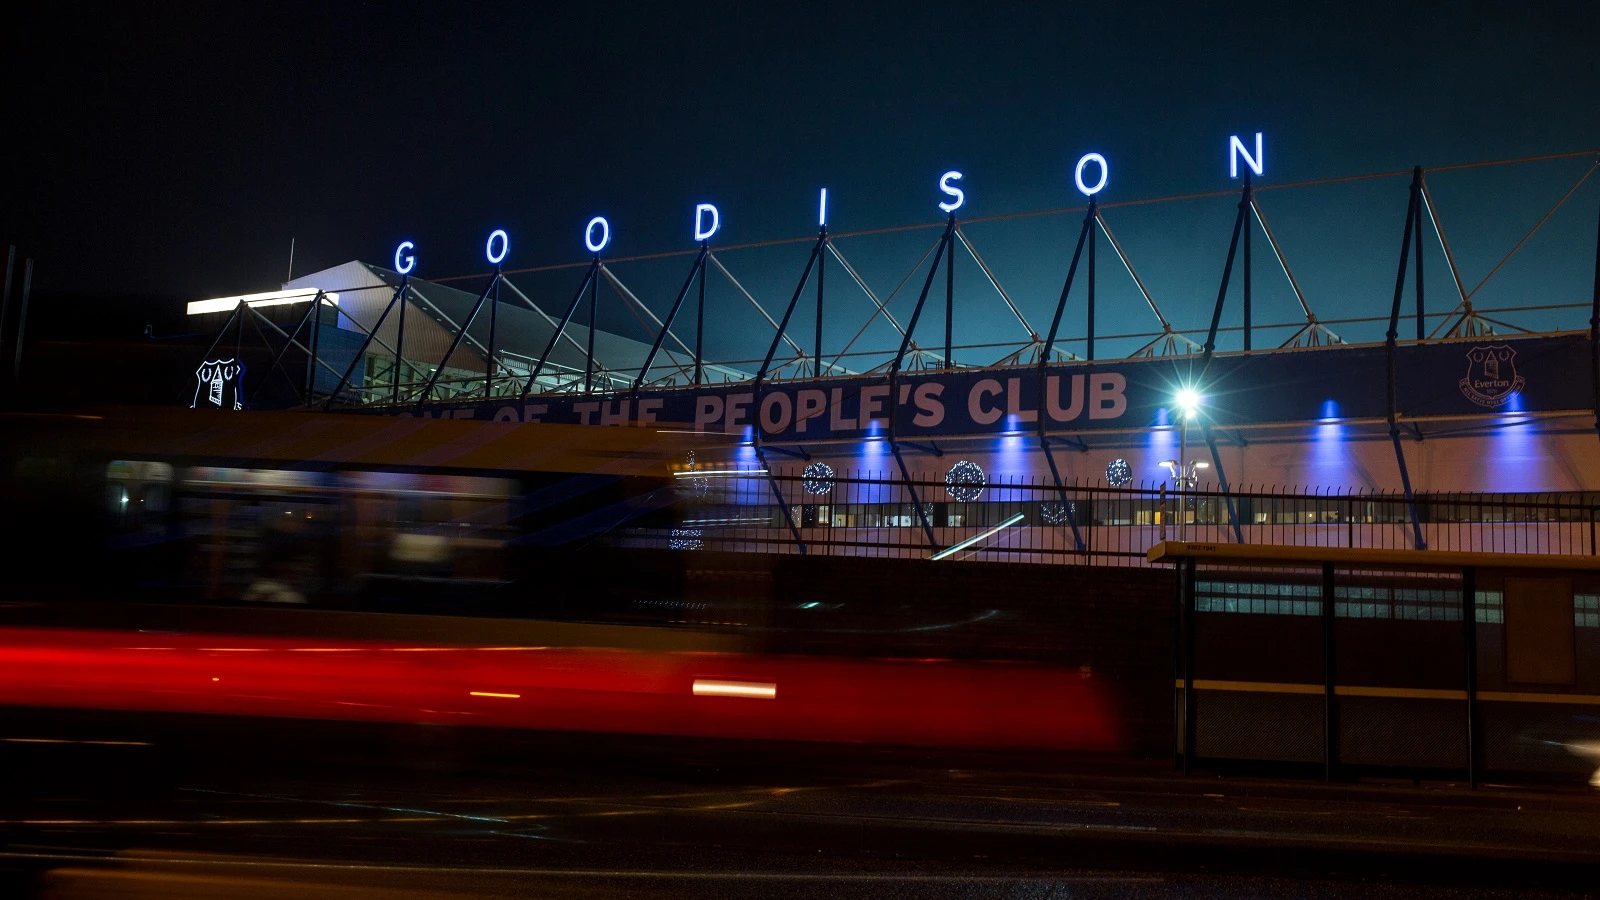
[1170,387,1206,539]
[1159,459,1211,489]
[1175,388,1202,419]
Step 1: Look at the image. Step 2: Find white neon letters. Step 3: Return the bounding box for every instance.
[937,171,965,213]
[694,204,720,242]
[584,216,610,254]
[485,229,509,265]
[394,241,415,275]
[1230,132,1264,178]
[1074,153,1108,196]
[818,188,828,228]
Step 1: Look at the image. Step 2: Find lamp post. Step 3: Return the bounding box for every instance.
[1175,388,1202,540]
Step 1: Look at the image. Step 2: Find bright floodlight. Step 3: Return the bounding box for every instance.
[1175,388,1202,418]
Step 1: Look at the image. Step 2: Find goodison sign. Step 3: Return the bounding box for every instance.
[401,134,1267,267]
[376,133,1593,439]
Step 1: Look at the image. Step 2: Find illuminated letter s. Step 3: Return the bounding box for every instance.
[937,171,964,213]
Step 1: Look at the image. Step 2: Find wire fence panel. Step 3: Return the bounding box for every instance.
[616,468,1600,565]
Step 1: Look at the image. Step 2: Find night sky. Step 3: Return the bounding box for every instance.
[4,1,1598,360]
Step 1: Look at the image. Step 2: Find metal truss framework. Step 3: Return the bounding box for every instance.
[204,150,1600,555]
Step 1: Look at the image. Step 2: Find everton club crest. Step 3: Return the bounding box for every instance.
[192,359,244,410]
[1458,345,1525,408]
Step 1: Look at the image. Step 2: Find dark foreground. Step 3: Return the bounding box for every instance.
[2,709,1597,899]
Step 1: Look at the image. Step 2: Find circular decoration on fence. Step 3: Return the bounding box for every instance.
[679,450,712,500]
[1041,501,1074,525]
[669,527,704,551]
[801,461,836,495]
[945,460,986,502]
[1105,457,1133,488]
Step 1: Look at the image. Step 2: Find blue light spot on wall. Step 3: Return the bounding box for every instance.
[1492,391,1543,492]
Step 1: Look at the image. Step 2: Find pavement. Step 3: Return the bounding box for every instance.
[2,708,1599,898]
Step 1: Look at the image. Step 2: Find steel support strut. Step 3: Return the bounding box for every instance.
[1087,197,1097,361]
[1202,190,1249,364]
[888,218,954,552]
[1200,425,1244,544]
[585,260,598,392]
[1190,187,1250,542]
[323,279,409,409]
[754,445,806,556]
[1243,175,1252,351]
[306,294,321,400]
[393,271,409,404]
[251,289,327,406]
[634,246,708,391]
[694,247,707,385]
[1590,187,1600,444]
[484,275,500,399]
[1415,167,1427,342]
[944,213,955,368]
[815,228,826,378]
[523,259,599,397]
[1386,169,1428,550]
[755,233,826,385]
[416,269,500,410]
[748,231,827,556]
[1035,204,1094,552]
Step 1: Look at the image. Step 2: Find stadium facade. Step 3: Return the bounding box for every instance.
[183,150,1600,511]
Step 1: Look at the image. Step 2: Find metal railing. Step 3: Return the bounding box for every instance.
[616,468,1600,564]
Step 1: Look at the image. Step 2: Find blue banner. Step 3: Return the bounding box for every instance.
[384,334,1595,441]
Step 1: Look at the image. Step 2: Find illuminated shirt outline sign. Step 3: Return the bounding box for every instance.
[694,204,720,242]
[1230,132,1264,178]
[937,171,964,213]
[192,359,243,410]
[394,241,415,275]
[1075,153,1108,196]
[485,229,509,265]
[585,216,610,254]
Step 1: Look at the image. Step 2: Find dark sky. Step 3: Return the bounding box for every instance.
[4,0,1598,358]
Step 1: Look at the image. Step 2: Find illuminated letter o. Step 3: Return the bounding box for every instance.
[1074,153,1108,197]
[584,216,610,254]
[394,241,416,275]
[485,229,510,265]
